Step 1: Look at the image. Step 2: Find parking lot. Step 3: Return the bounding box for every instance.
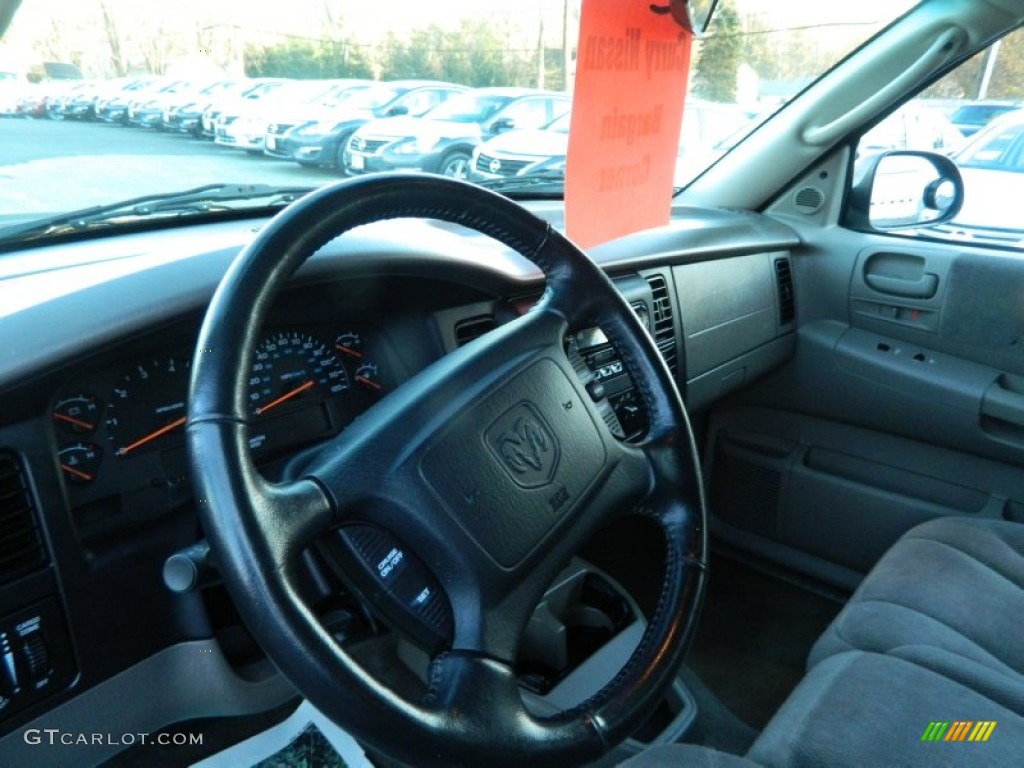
[0,117,340,216]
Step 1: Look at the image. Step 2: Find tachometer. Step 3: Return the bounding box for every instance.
[248,331,349,417]
[105,357,190,457]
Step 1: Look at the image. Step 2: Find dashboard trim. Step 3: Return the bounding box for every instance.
[0,639,294,767]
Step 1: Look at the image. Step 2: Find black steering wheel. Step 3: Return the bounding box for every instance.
[187,174,706,767]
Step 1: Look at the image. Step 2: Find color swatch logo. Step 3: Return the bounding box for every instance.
[921,721,997,742]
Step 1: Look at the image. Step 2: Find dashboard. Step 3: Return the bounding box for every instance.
[52,318,394,541]
[0,204,799,763]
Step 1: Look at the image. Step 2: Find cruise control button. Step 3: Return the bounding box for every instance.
[336,525,410,593]
[388,564,453,641]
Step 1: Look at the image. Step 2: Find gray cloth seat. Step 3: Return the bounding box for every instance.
[622,516,1024,767]
[808,516,1024,715]
[623,651,1024,767]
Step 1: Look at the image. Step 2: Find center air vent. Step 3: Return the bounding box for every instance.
[774,258,795,326]
[645,274,678,375]
[0,453,48,586]
[454,314,497,347]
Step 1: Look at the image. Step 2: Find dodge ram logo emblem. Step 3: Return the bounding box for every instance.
[486,403,559,488]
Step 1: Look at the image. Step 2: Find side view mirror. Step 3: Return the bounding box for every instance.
[386,104,408,117]
[847,150,964,231]
[490,116,516,133]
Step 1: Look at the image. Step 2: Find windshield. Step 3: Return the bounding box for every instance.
[425,92,513,123]
[546,112,571,133]
[331,84,402,111]
[0,0,917,241]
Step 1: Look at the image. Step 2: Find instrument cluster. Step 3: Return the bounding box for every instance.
[51,325,392,536]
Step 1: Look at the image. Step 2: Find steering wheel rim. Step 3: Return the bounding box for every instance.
[187,174,707,767]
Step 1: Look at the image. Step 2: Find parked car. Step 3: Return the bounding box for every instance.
[96,78,174,123]
[935,107,1024,244]
[126,80,196,127]
[60,80,110,121]
[949,99,1021,137]
[145,79,238,133]
[160,80,240,135]
[343,87,570,179]
[672,100,757,185]
[280,80,468,170]
[470,99,752,187]
[198,79,290,139]
[262,80,374,159]
[13,84,48,117]
[92,77,161,122]
[213,80,358,153]
[470,110,572,182]
[857,101,964,159]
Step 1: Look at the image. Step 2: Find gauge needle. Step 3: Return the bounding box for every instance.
[117,416,187,456]
[355,375,381,391]
[60,463,93,481]
[53,412,95,430]
[255,380,314,416]
[335,344,362,359]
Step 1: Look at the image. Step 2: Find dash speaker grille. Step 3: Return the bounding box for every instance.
[794,186,825,214]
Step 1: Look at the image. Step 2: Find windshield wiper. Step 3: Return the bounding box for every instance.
[0,183,317,243]
[475,171,566,197]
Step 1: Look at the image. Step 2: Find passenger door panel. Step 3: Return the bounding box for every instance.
[706,225,1024,588]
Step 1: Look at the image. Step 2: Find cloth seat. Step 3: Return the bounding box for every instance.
[808,516,1024,714]
[622,651,1024,767]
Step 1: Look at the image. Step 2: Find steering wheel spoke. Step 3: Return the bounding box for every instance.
[188,419,334,570]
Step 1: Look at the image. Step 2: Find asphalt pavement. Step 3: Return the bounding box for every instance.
[0,116,339,216]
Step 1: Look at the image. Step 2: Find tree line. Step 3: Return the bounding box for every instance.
[244,20,561,89]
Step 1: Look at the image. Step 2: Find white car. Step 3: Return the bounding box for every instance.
[937,108,1024,244]
[470,101,753,186]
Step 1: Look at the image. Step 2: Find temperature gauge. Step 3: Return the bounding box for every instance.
[52,394,101,435]
[59,443,102,485]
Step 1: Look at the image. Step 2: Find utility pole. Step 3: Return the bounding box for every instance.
[978,39,1000,99]
[537,2,545,89]
[561,0,576,93]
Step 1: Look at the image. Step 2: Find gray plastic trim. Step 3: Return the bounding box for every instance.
[0,640,295,767]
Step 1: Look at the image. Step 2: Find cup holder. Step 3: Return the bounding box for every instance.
[516,559,696,755]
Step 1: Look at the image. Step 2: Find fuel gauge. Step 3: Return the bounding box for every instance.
[334,331,365,360]
[59,443,102,485]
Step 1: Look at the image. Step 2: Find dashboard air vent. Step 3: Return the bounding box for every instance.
[454,315,497,347]
[0,453,47,586]
[774,258,795,326]
[645,274,678,375]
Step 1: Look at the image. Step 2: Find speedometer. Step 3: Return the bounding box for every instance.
[248,331,349,418]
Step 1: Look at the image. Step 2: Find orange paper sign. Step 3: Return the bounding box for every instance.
[565,0,693,249]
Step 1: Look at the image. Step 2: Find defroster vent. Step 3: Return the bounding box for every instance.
[0,453,47,586]
[774,258,795,326]
[645,274,678,375]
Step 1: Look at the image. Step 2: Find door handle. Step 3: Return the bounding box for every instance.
[864,272,939,299]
